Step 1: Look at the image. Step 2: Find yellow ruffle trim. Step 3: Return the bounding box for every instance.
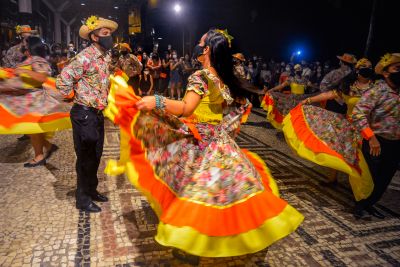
[0,118,71,134]
[156,203,303,257]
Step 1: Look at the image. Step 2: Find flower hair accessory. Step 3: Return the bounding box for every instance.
[216,29,234,47]
[84,15,99,31]
[355,58,370,69]
[380,53,392,68]
[15,25,22,34]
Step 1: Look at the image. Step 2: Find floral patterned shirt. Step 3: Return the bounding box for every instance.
[118,54,142,77]
[352,80,400,140]
[233,64,246,80]
[56,44,110,110]
[2,43,25,68]
[320,65,352,92]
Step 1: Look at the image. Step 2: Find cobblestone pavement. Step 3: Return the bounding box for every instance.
[0,108,399,267]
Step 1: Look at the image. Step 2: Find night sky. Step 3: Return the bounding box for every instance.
[149,0,398,64]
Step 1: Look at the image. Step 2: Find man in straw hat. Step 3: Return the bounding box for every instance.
[320,53,357,114]
[2,25,37,68]
[117,42,142,93]
[56,16,118,213]
[352,53,400,219]
[232,53,246,80]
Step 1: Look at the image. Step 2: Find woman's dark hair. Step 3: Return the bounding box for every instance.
[338,71,357,95]
[27,36,47,58]
[204,30,256,98]
[151,52,159,60]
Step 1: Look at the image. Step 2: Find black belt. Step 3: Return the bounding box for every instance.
[73,103,103,115]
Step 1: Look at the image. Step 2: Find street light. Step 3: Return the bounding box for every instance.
[174,3,182,13]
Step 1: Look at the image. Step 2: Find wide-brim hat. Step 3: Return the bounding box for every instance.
[375,53,400,75]
[16,25,37,34]
[337,53,357,64]
[79,16,118,40]
[232,53,245,62]
[118,43,131,52]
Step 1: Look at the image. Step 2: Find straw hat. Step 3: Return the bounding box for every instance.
[118,43,132,52]
[232,53,245,62]
[15,25,37,34]
[337,53,357,64]
[375,53,400,75]
[294,64,302,71]
[355,58,372,69]
[79,16,118,40]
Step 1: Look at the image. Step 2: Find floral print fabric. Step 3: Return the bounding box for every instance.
[132,102,264,206]
[302,105,361,166]
[56,44,111,110]
[268,91,316,117]
[0,56,68,116]
[352,80,400,140]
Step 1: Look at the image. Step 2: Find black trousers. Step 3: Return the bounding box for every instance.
[70,104,105,207]
[356,135,400,209]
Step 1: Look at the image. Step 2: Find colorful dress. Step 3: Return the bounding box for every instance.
[282,83,375,201]
[261,75,317,130]
[104,69,303,257]
[0,56,71,134]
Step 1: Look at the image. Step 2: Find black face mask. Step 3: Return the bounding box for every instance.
[295,71,302,76]
[389,71,400,87]
[358,67,374,78]
[192,44,204,61]
[121,50,128,56]
[96,35,113,50]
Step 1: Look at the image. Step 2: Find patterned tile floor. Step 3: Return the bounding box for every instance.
[0,108,399,267]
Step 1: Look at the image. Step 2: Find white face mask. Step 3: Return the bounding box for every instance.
[285,67,291,72]
[172,54,177,59]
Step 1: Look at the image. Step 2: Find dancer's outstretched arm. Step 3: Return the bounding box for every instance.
[136,91,201,117]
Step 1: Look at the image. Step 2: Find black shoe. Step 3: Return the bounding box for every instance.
[353,207,366,220]
[76,201,102,213]
[17,135,29,141]
[366,206,385,219]
[172,248,200,265]
[24,158,46,168]
[90,193,108,202]
[45,144,59,160]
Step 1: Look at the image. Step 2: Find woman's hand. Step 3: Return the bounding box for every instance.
[300,98,311,105]
[136,96,156,111]
[369,135,381,156]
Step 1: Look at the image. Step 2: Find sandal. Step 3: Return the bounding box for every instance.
[45,144,59,160]
[24,157,46,168]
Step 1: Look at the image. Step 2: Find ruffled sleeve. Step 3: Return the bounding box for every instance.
[186,70,209,96]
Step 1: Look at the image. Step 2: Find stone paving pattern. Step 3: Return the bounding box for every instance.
[0,108,399,267]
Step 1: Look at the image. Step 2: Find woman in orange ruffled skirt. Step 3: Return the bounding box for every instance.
[0,37,71,167]
[105,29,303,261]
